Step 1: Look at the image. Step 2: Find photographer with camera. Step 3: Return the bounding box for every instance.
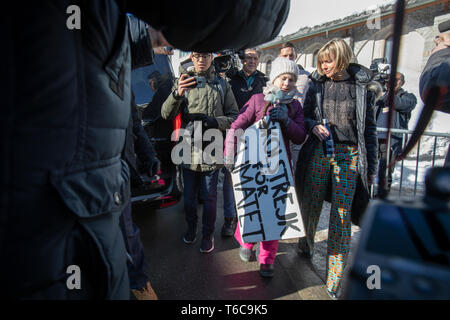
[161,52,239,253]
[376,72,417,194]
[228,48,269,110]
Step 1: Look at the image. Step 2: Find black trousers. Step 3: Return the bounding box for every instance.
[119,202,149,290]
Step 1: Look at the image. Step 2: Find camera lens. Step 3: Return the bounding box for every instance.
[213,55,232,73]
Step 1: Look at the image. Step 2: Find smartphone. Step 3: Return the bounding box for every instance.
[185,75,206,89]
[194,76,206,88]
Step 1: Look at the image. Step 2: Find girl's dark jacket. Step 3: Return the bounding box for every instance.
[295,64,378,225]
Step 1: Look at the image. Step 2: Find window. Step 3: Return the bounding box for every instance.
[179,51,190,58]
[312,49,319,68]
[265,59,272,75]
[384,36,393,64]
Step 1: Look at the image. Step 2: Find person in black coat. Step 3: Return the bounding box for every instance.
[294,39,377,298]
[227,48,269,110]
[376,72,417,192]
[0,0,290,299]
[120,97,160,300]
[419,19,450,167]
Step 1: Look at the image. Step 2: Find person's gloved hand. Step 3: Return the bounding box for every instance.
[145,156,161,177]
[269,104,290,128]
[181,112,206,123]
[203,116,219,129]
[181,113,218,129]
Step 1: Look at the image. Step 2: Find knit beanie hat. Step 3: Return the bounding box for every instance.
[269,57,299,84]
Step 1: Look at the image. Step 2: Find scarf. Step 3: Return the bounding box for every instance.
[263,84,298,105]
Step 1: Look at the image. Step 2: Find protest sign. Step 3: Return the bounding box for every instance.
[231,117,305,243]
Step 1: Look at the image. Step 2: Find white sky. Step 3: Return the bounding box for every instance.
[279,0,394,36]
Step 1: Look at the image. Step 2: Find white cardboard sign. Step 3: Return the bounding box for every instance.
[231,117,305,243]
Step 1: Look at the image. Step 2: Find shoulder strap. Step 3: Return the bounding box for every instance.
[216,76,226,106]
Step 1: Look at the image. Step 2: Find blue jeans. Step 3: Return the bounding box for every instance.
[222,168,236,219]
[119,202,149,290]
[183,168,220,237]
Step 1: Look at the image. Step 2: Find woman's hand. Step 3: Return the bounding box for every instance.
[312,124,330,141]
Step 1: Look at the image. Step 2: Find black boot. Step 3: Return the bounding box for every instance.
[221,217,236,237]
[259,264,274,278]
[183,225,197,244]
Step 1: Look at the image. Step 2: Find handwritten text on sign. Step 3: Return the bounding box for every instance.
[231,118,305,243]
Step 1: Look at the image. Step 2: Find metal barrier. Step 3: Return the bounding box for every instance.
[376,127,450,197]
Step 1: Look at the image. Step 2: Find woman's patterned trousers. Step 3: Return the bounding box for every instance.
[299,144,359,294]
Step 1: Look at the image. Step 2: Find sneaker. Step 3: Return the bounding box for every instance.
[200,236,214,253]
[131,281,158,300]
[259,264,274,278]
[327,289,338,300]
[183,227,197,244]
[221,218,236,237]
[239,247,255,262]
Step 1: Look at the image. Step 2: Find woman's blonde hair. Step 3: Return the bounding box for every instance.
[316,38,355,76]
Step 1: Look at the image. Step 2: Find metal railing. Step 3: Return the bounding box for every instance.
[375,127,450,197]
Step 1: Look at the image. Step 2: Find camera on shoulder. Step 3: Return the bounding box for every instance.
[342,167,450,299]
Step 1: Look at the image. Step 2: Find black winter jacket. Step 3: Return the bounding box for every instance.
[419,47,450,114]
[295,64,377,225]
[228,70,268,109]
[376,89,417,154]
[1,3,150,299]
[123,99,158,188]
[1,0,289,299]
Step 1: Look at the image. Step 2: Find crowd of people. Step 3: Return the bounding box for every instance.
[1,0,448,300]
[158,37,412,298]
[155,22,449,299]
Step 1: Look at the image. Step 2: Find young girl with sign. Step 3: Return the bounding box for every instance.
[224,57,306,277]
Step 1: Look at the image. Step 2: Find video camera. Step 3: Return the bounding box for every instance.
[212,49,245,74]
[342,167,450,299]
[370,58,391,91]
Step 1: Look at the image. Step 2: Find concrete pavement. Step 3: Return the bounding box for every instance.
[132,174,361,300]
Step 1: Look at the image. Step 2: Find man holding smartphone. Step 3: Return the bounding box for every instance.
[161,52,239,253]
